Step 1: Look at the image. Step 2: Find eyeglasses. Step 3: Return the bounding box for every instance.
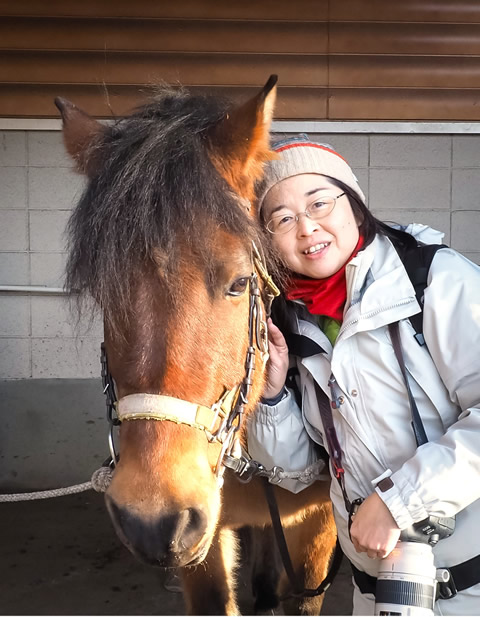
[266,192,345,235]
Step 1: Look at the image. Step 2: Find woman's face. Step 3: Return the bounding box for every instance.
[262,174,361,279]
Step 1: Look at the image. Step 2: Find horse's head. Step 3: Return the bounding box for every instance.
[58,78,278,567]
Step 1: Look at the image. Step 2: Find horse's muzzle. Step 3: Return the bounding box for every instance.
[105,495,210,567]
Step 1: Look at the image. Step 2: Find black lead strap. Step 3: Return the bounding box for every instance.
[262,478,344,601]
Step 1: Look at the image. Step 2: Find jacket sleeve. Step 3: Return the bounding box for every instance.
[375,249,480,529]
[246,389,321,494]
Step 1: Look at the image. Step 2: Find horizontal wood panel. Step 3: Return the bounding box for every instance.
[331,55,480,88]
[0,17,327,53]
[330,0,480,23]
[2,0,479,23]
[2,3,480,122]
[0,84,328,119]
[330,22,480,55]
[0,0,329,20]
[0,52,326,86]
[329,88,480,120]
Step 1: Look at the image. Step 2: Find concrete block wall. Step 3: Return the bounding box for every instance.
[0,130,100,380]
[1,130,480,381]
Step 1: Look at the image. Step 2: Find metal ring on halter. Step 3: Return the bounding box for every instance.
[108,424,119,466]
[254,295,269,355]
[214,424,237,478]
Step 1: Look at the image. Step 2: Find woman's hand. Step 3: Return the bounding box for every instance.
[349,492,401,559]
[263,318,290,399]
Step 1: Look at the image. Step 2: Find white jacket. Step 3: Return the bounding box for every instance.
[247,230,480,579]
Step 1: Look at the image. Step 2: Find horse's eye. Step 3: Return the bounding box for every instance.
[227,277,249,296]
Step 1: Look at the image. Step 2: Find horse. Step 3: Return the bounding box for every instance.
[56,76,337,615]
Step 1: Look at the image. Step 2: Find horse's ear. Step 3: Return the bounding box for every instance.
[210,75,278,203]
[54,97,106,177]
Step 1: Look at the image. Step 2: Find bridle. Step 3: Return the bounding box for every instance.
[100,241,343,601]
[101,241,280,483]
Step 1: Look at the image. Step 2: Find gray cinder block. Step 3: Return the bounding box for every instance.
[369,169,450,211]
[32,337,101,379]
[452,136,480,168]
[0,131,26,166]
[0,296,30,336]
[0,338,31,379]
[0,253,29,286]
[31,296,102,338]
[452,210,480,252]
[370,136,451,168]
[27,131,73,168]
[452,169,480,211]
[28,168,85,210]
[30,252,66,287]
[29,210,70,252]
[0,167,27,209]
[0,210,28,251]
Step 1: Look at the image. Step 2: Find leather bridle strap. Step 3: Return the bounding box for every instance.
[263,477,344,600]
[117,389,238,436]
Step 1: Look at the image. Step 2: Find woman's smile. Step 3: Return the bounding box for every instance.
[302,241,331,257]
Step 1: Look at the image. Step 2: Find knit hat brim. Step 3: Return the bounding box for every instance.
[258,139,366,209]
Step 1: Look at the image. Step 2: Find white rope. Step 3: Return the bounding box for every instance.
[0,466,113,503]
[277,460,329,485]
[0,461,326,503]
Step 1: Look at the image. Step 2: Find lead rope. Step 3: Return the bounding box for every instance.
[0,465,113,503]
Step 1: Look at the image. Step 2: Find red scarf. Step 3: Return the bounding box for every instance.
[285,236,364,321]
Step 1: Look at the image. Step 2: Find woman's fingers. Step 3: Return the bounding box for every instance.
[267,318,288,351]
[262,319,290,399]
[349,492,401,559]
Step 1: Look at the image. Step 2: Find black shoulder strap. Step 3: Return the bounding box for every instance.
[395,243,447,344]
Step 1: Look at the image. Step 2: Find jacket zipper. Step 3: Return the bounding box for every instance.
[339,297,415,338]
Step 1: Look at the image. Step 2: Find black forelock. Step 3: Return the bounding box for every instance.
[65,86,259,327]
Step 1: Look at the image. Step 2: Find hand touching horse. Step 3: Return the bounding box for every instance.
[57,77,336,615]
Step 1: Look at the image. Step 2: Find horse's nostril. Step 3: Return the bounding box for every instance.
[172,507,208,551]
[106,496,208,565]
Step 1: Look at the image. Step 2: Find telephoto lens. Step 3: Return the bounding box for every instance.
[374,542,436,616]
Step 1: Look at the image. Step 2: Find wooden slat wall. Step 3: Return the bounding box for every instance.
[1,0,480,120]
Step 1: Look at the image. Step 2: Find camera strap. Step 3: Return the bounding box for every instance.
[314,379,352,512]
[388,321,429,446]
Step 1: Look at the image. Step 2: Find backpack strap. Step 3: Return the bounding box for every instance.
[395,243,447,345]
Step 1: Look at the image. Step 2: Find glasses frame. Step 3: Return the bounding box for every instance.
[266,192,346,235]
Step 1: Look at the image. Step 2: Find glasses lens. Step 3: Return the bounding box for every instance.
[266,195,339,234]
[267,214,296,234]
[306,196,336,220]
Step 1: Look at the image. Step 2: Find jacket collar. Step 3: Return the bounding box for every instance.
[337,234,420,342]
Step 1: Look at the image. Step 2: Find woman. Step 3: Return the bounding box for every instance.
[248,135,480,615]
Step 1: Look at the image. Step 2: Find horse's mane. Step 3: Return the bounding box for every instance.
[66,86,260,326]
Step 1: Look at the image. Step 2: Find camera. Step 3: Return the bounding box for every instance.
[374,515,455,616]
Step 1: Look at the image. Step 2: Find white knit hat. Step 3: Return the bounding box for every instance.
[258,135,366,208]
